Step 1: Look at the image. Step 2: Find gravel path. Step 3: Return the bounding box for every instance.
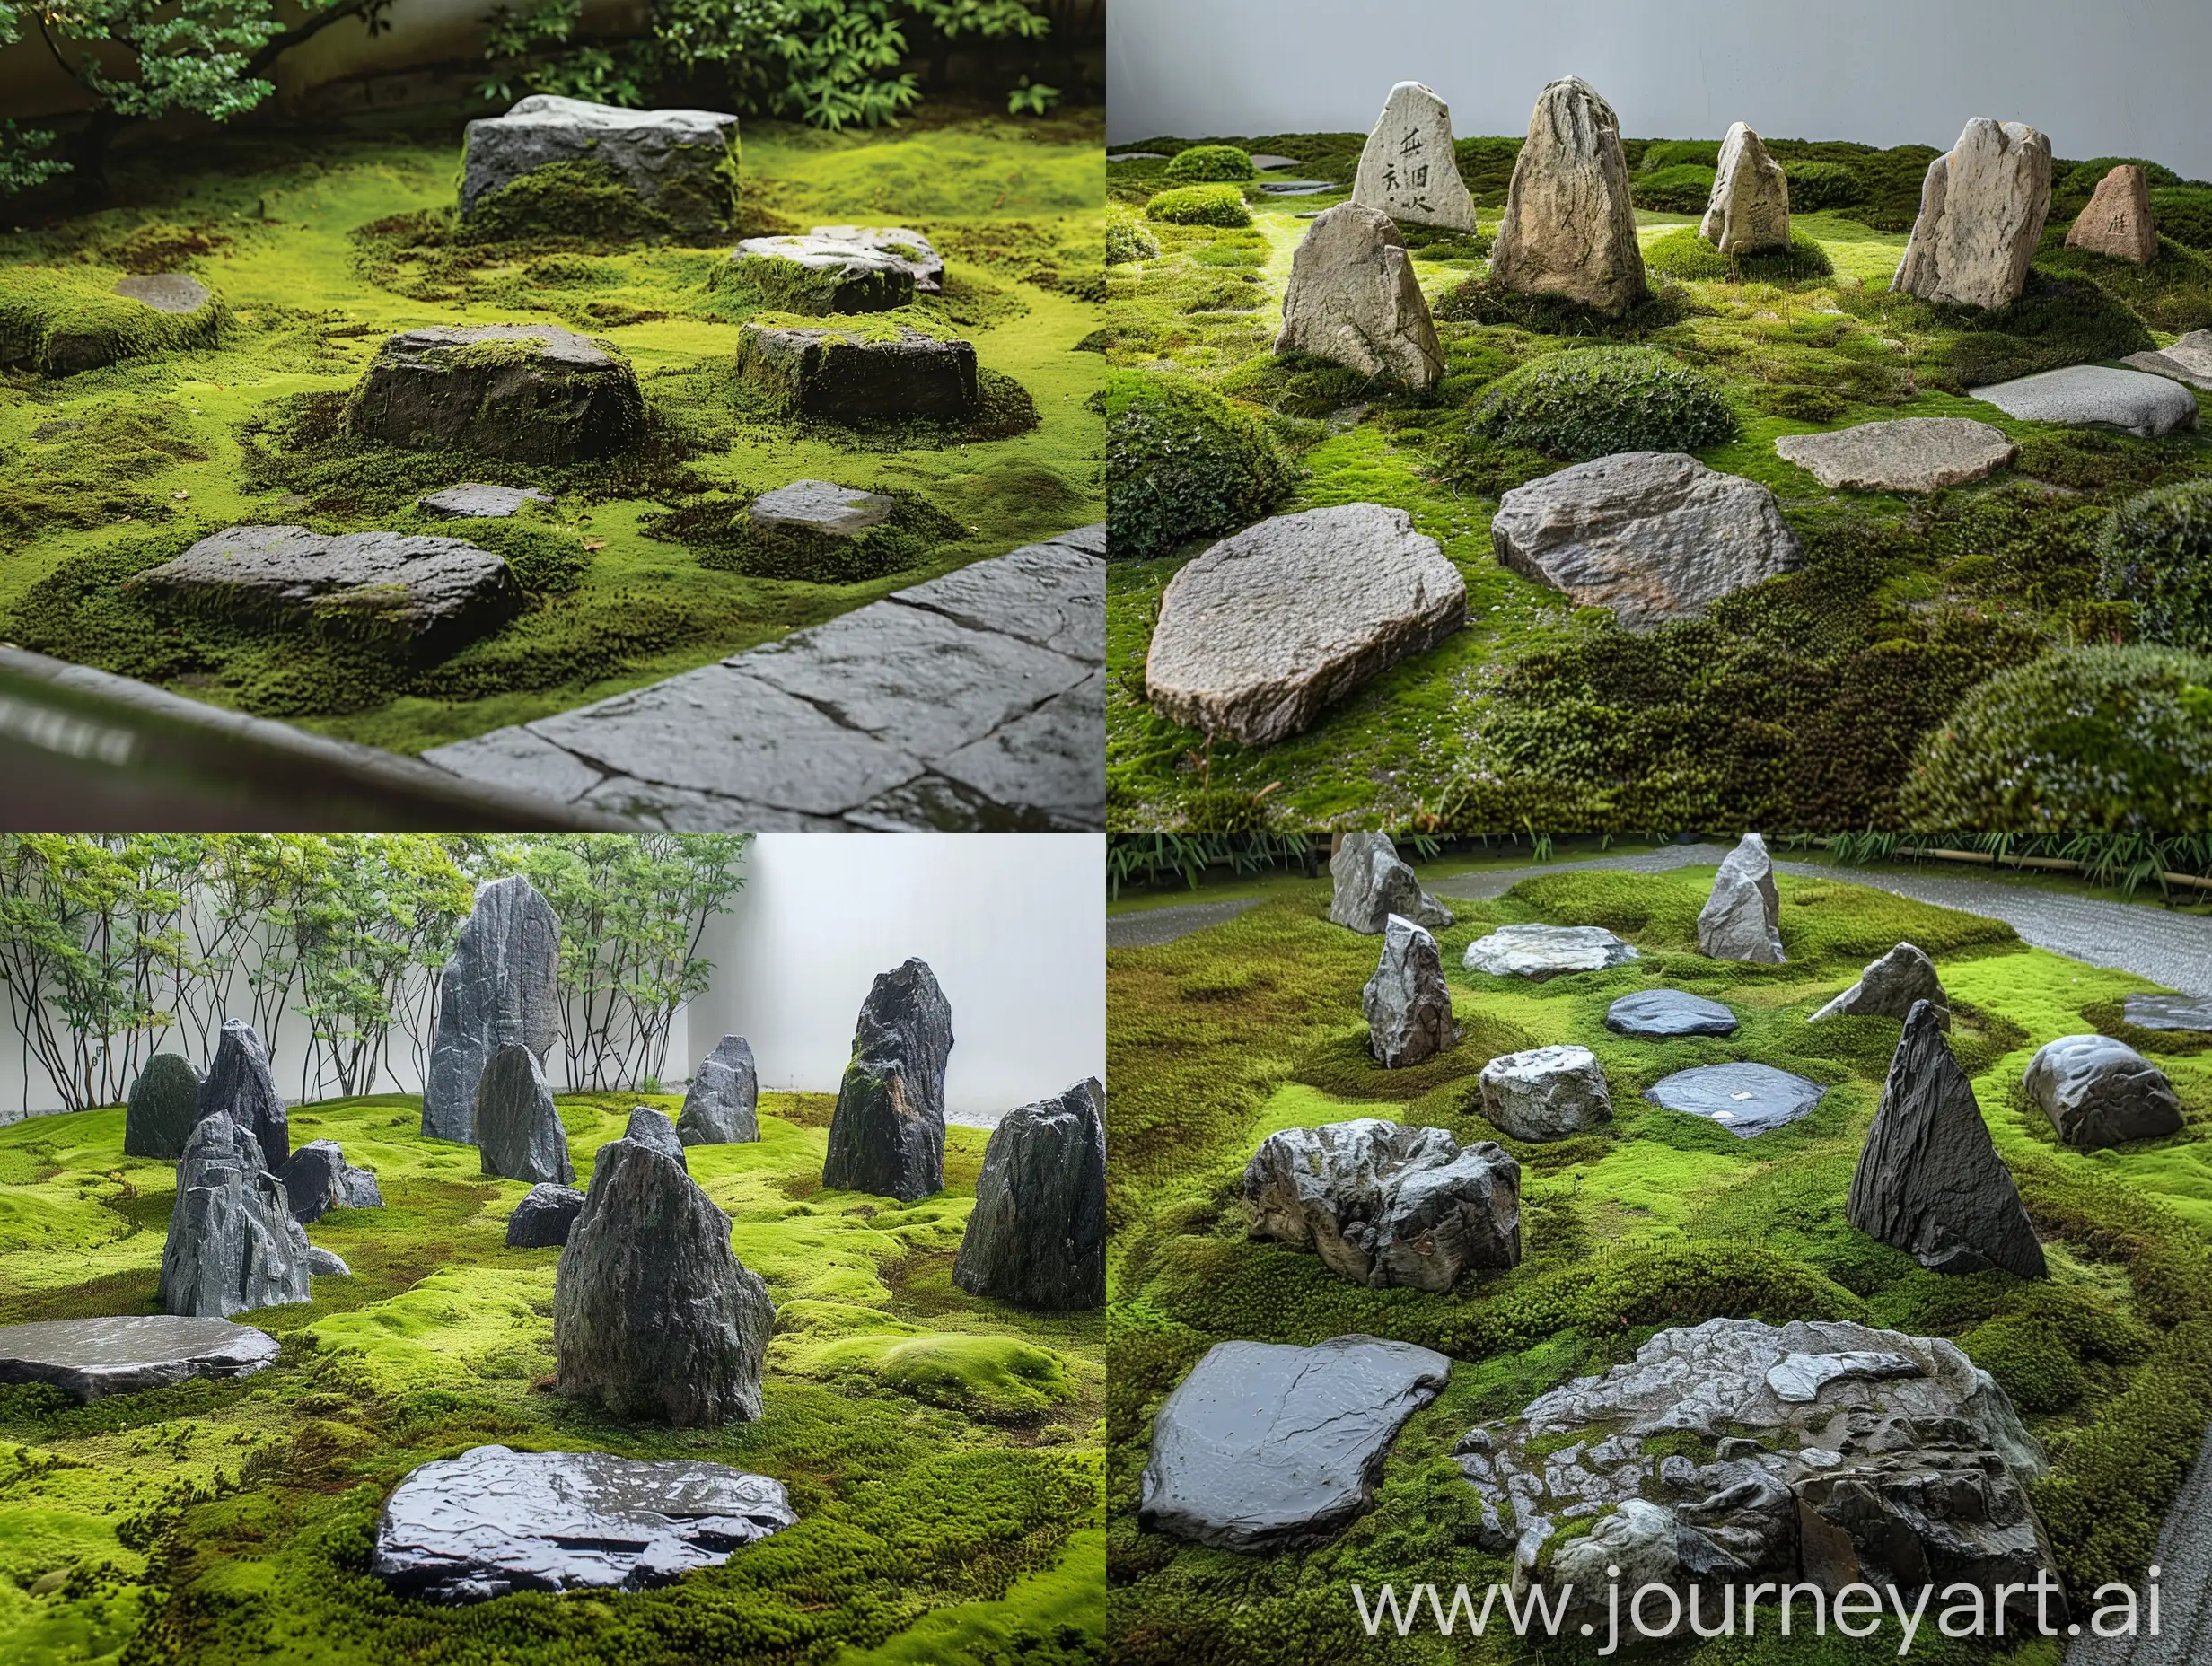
[2067,1423,2212,1666]
[1107,898,1265,948]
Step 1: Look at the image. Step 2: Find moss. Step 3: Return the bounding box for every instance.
[642,487,961,583]
[709,252,909,315]
[1932,265,2157,389]
[0,267,226,376]
[1466,343,1738,460]
[2095,476,2212,649]
[0,402,210,551]
[2149,186,2212,250]
[1102,368,1293,561]
[1142,187,1251,229]
[2034,231,2212,333]
[101,220,233,274]
[460,157,738,243]
[1631,162,1717,214]
[1163,145,1254,183]
[1638,139,1722,173]
[1104,206,1159,267]
[1642,224,1836,284]
[1782,159,1863,211]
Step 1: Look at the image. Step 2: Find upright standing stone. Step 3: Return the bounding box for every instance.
[423,876,561,1144]
[198,1020,288,1174]
[1274,203,1444,388]
[1364,915,1460,1068]
[1809,943,1948,1026]
[2065,163,2159,264]
[124,1053,204,1161]
[952,1079,1107,1310]
[1892,118,2053,311]
[677,1035,759,1145]
[1700,122,1791,254]
[159,1113,313,1320]
[475,1044,575,1185]
[1329,831,1453,934]
[821,960,953,1203]
[1698,834,1785,963]
[1488,77,1647,315]
[1352,82,1478,231]
[276,1138,382,1224]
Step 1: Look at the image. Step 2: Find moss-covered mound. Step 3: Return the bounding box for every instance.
[1643,223,1836,283]
[1102,368,1293,561]
[643,488,963,583]
[0,267,227,375]
[1630,162,1717,214]
[460,156,742,243]
[1164,145,1255,183]
[1144,186,1251,229]
[1105,205,1160,266]
[2098,476,2212,648]
[1466,344,1738,460]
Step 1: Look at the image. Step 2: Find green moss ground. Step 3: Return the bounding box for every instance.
[0,107,1102,755]
[0,1089,1104,1665]
[1108,863,2212,1662]
[1103,142,2212,832]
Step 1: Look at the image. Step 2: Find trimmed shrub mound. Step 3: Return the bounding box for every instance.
[1781,159,1862,211]
[1106,204,1161,266]
[1465,344,1738,460]
[2097,478,2212,650]
[1934,266,2157,389]
[1631,162,1717,214]
[1145,185,1252,228]
[2036,232,2212,334]
[1165,145,1256,183]
[1643,224,1835,283]
[1102,368,1293,562]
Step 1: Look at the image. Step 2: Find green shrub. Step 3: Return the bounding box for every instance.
[1105,204,1160,265]
[2096,478,2212,650]
[1466,345,1737,460]
[1782,160,1863,211]
[1165,145,1255,182]
[1639,139,1721,173]
[2149,186,2212,250]
[1631,162,1716,214]
[1144,185,1251,228]
[1642,224,1835,283]
[1102,369,1294,561]
[1902,644,2212,831]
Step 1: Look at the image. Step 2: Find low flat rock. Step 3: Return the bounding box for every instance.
[506,1181,584,1248]
[736,321,977,421]
[0,1315,278,1402]
[1249,153,1303,171]
[1462,923,1637,978]
[1810,941,1948,1025]
[2123,329,2212,391]
[1107,151,1168,162]
[1646,1062,1828,1137]
[1257,180,1335,196]
[2023,1034,2182,1149]
[1478,1045,1612,1140]
[750,479,894,538]
[1605,989,1739,1038]
[812,226,943,292]
[1139,1336,1453,1550]
[461,96,738,232]
[1774,417,2017,493]
[1972,365,2200,437]
[114,273,212,313]
[1145,504,1466,746]
[2123,993,2212,1031]
[371,1443,795,1602]
[728,232,917,312]
[419,484,552,519]
[348,324,647,465]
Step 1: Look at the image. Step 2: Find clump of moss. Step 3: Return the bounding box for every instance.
[0,402,209,549]
[1631,162,1716,214]
[2096,477,2212,649]
[1465,344,1737,460]
[1642,224,1835,283]
[0,267,226,375]
[1165,145,1254,182]
[2149,186,2212,250]
[1782,159,1862,210]
[2036,231,2212,333]
[1102,368,1294,561]
[100,221,232,273]
[642,488,961,583]
[1214,350,1375,419]
[1639,139,1721,172]
[1144,186,1251,229]
[708,252,909,315]
[1105,205,1160,267]
[1931,267,2156,389]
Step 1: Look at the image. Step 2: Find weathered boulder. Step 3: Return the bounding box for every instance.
[124,1052,204,1161]
[1140,1335,1453,1550]
[507,1182,585,1248]
[2121,992,2212,1031]
[1488,77,1646,315]
[1328,830,1454,934]
[339,1166,384,1208]
[1700,122,1790,254]
[423,875,561,1144]
[1492,453,1803,631]
[159,1112,312,1319]
[197,1020,288,1173]
[1273,202,1444,387]
[1146,504,1466,746]
[812,225,943,292]
[371,1444,794,1602]
[1465,924,1636,981]
[1810,942,1948,1026]
[678,1034,760,1145]
[1774,416,2016,493]
[952,1077,1107,1310]
[304,1245,351,1278]
[2126,329,2212,390]
[277,1138,382,1223]
[750,479,894,539]
[822,959,953,1203]
[554,1120,775,1425]
[624,1104,687,1164]
[475,1043,575,1185]
[1352,82,1477,231]
[460,96,739,233]
[2023,1034,2182,1149]
[725,232,917,313]
[1698,833,1785,963]
[347,325,648,464]
[1892,118,2053,311]
[1848,1001,2046,1276]
[0,1315,279,1402]
[2066,162,2158,263]
[1364,914,1460,1068]
[1646,1061,1828,1136]
[1605,989,1738,1039]
[1243,1118,1521,1290]
[1478,1045,1612,1140]
[736,320,978,421]
[1972,364,2199,436]
[418,483,552,519]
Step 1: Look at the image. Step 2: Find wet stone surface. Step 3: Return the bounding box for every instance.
[0,1315,279,1402]
[419,484,553,518]
[1646,1062,1828,1136]
[1462,923,1637,978]
[1605,988,1739,1038]
[2124,993,2212,1031]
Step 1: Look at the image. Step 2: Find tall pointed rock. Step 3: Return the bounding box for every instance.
[1700,121,1790,254]
[1351,81,1477,231]
[1488,76,1646,315]
[198,1020,289,1173]
[423,875,560,1144]
[1892,118,2052,311]
[822,959,953,1203]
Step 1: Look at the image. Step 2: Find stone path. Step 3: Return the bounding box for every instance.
[1107,898,1264,949]
[2067,1424,2212,1666]
[422,526,1104,830]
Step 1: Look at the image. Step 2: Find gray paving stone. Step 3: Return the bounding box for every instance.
[893,539,1103,659]
[577,776,847,830]
[422,726,607,802]
[934,671,1104,824]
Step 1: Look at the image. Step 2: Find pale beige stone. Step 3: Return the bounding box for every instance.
[1275,202,1444,388]
[2065,162,2158,264]
[1488,77,1646,315]
[1892,118,2052,311]
[1352,82,1477,232]
[1699,122,1791,255]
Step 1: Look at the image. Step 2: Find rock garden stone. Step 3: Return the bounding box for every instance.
[304,1246,351,1277]
[812,225,943,291]
[1698,832,1786,963]
[822,958,953,1202]
[2122,992,2212,1031]
[624,1104,687,1164]
[1700,121,1790,254]
[952,1077,1107,1310]
[1145,504,1465,746]
[1248,154,1301,171]
[1273,202,1444,387]
[197,1019,289,1173]
[418,484,552,519]
[2125,328,2212,390]
[1364,914,1459,1068]
[1491,452,1803,630]
[2066,162,2158,263]
[423,875,561,1144]
[736,319,977,421]
[749,478,895,540]
[277,1138,381,1223]
[371,1443,794,1602]
[1972,364,2199,436]
[1848,1001,2046,1275]
[461,96,739,232]
[1892,118,2053,311]
[1140,1335,1452,1551]
[2023,1034,2182,1149]
[124,1052,203,1160]
[508,1182,586,1248]
[1810,941,1948,1026]
[1605,989,1738,1038]
[554,1118,775,1425]
[1478,1045,1612,1140]
[1257,180,1334,197]
[726,232,919,312]
[1351,82,1477,231]
[677,1034,759,1145]
[1774,416,2017,493]
[1646,1062,1828,1137]
[1462,923,1637,978]
[0,1315,279,1402]
[348,324,648,463]
[1243,1118,1521,1290]
[159,1112,313,1319]
[475,1043,575,1185]
[339,1166,383,1207]
[1488,76,1646,314]
[1328,830,1454,934]
[114,273,212,312]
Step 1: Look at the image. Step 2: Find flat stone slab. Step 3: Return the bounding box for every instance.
[1249,154,1303,171]
[1257,180,1337,196]
[750,479,894,538]
[2123,329,2212,390]
[114,273,212,313]
[370,1443,795,1601]
[1462,924,1637,978]
[419,484,553,518]
[2124,993,2212,1031]
[1646,1062,1828,1136]
[728,233,918,312]
[1773,417,2017,493]
[1605,988,1739,1038]
[0,1315,278,1401]
[1972,364,2201,436]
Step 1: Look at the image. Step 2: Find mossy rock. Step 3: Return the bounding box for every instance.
[0,267,226,376]
[734,310,980,422]
[460,153,740,244]
[643,487,961,583]
[710,247,914,316]
[1102,368,1294,561]
[343,324,649,465]
[1642,224,1835,284]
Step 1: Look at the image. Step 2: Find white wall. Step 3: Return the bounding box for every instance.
[1108,0,2212,180]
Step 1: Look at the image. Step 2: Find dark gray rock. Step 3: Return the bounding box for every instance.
[1849,1001,2046,1276]
[347,325,648,464]
[1364,915,1459,1068]
[623,1105,687,1164]
[159,1112,313,1319]
[1328,830,1453,934]
[1478,1045,1612,1140]
[1646,1062,1828,1137]
[124,1052,203,1160]
[197,1020,288,1173]
[554,1122,775,1425]
[2124,993,2212,1031]
[749,479,894,539]
[952,1078,1106,1310]
[726,233,918,313]
[339,1166,384,1208]
[423,875,561,1143]
[278,1139,347,1223]
[1606,989,1738,1038]
[1462,923,1637,978]
[460,96,740,233]
[1698,833,1786,963]
[370,1443,794,1602]
[1139,1335,1453,1550]
[1243,1118,1520,1291]
[736,320,978,421]
[1810,941,1948,1026]
[114,273,212,313]
[822,959,953,1203]
[678,1035,759,1145]
[418,484,553,519]
[0,1315,279,1402]
[475,1043,575,1185]
[304,1245,351,1277]
[2023,1034,2182,1149]
[508,1182,586,1248]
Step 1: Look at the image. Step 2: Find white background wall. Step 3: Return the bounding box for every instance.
[1108,0,2212,180]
